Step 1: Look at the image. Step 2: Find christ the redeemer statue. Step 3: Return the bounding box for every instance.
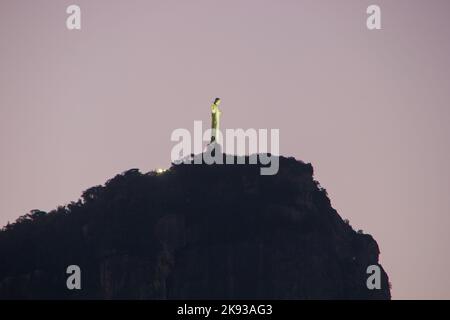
[210,97,222,143]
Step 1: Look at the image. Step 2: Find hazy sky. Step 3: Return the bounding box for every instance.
[1,0,450,299]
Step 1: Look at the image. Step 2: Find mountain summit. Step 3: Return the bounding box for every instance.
[0,155,390,299]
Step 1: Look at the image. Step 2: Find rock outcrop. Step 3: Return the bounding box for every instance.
[0,155,390,299]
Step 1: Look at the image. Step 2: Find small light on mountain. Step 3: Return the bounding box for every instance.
[156,168,168,174]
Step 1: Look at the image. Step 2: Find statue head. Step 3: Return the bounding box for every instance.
[214,98,221,105]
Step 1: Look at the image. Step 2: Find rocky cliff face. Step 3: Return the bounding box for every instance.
[0,155,390,299]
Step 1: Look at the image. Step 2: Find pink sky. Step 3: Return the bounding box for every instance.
[1,0,450,299]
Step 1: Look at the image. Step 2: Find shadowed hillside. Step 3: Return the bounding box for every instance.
[0,154,390,299]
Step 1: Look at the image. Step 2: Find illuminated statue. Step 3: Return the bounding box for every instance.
[210,97,222,143]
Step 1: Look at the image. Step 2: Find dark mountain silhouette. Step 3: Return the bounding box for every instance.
[0,154,390,299]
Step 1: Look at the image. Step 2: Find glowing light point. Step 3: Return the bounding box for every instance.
[156,168,168,174]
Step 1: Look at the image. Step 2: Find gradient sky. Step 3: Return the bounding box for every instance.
[1,0,450,299]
